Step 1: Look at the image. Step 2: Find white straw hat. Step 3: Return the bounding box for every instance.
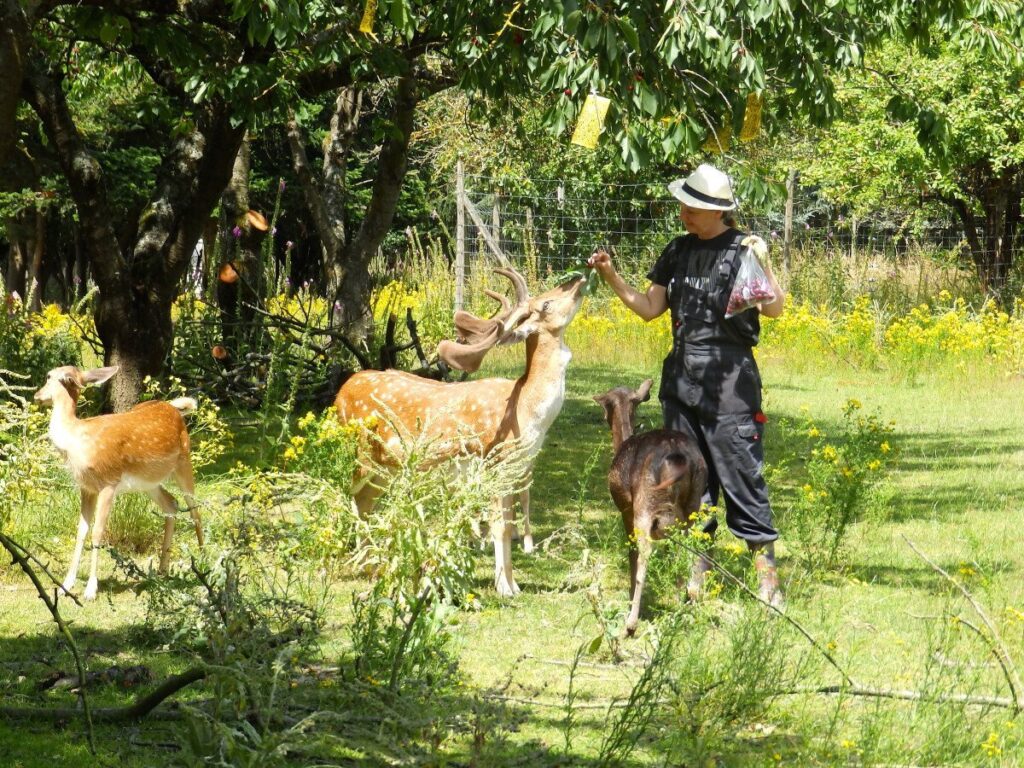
[667,164,736,211]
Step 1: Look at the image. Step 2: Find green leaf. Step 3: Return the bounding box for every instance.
[617,16,639,50]
[99,21,117,45]
[587,634,603,654]
[639,83,659,116]
[605,22,618,62]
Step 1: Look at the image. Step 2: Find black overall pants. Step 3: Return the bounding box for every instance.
[659,237,778,544]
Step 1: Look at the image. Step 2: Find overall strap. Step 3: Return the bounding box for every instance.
[715,231,746,288]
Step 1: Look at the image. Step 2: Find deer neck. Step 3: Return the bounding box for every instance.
[520,331,570,391]
[512,331,571,449]
[47,387,81,455]
[609,410,634,452]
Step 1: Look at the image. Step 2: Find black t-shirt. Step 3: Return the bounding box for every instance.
[647,228,760,347]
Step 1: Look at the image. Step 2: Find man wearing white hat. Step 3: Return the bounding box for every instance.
[588,163,787,609]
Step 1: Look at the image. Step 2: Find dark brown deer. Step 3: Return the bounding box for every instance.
[594,379,707,636]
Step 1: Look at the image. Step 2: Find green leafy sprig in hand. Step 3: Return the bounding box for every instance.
[553,255,602,296]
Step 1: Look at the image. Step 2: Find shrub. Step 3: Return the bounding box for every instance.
[782,399,896,571]
[0,297,86,396]
[349,416,531,606]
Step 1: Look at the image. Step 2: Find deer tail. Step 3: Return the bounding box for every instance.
[169,397,198,415]
[652,452,691,491]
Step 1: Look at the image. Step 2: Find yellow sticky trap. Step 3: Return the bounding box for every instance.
[359,0,377,35]
[702,124,732,154]
[739,93,762,142]
[571,94,611,149]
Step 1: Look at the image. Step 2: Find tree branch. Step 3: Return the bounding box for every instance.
[0,532,95,751]
[21,52,126,295]
[903,535,1023,712]
[0,666,207,722]
[781,684,1016,708]
[677,541,856,686]
[286,109,341,256]
[0,0,31,165]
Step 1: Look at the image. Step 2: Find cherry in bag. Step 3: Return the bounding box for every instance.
[725,243,776,318]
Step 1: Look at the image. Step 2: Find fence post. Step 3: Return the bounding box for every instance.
[851,215,858,263]
[455,160,465,313]
[492,191,501,252]
[783,169,796,278]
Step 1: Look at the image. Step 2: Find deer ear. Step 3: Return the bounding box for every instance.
[634,379,653,403]
[452,311,499,345]
[83,366,119,386]
[437,324,501,373]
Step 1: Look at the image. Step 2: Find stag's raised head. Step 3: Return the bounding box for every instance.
[438,268,586,373]
[34,365,119,405]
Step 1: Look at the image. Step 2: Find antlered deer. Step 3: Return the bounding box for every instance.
[334,267,587,597]
[33,366,203,600]
[594,379,707,635]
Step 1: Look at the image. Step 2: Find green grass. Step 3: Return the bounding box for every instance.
[3,351,1024,765]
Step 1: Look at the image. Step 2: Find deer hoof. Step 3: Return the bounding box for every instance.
[686,580,705,603]
[495,577,520,598]
[61,578,76,595]
[522,535,535,554]
[625,621,638,637]
[83,578,99,601]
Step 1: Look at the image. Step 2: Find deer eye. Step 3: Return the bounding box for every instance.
[541,300,552,314]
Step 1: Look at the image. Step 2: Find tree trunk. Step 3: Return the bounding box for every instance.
[95,287,174,412]
[217,135,266,350]
[286,87,361,301]
[335,74,419,339]
[947,195,994,295]
[0,0,28,166]
[5,239,26,297]
[944,165,1023,301]
[25,54,245,409]
[107,111,244,408]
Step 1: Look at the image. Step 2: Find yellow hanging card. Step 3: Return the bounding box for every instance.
[702,124,732,154]
[739,93,763,142]
[570,94,611,149]
[359,0,377,35]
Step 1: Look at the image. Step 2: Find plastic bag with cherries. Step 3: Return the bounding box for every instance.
[725,240,776,318]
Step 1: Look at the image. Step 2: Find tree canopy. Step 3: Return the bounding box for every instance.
[1,0,1021,406]
[802,34,1024,293]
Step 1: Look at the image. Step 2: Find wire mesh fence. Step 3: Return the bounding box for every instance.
[450,169,1023,307]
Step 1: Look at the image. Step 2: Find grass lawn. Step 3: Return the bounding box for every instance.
[2,351,1024,766]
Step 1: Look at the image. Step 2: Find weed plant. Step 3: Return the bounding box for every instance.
[349,415,532,606]
[780,399,896,571]
[0,291,86,394]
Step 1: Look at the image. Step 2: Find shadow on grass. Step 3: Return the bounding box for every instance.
[0,616,629,768]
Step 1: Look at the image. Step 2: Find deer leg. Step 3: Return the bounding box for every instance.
[175,458,204,548]
[63,489,96,594]
[625,533,651,636]
[471,516,489,551]
[353,473,379,517]
[628,545,639,601]
[84,486,117,600]
[492,495,520,597]
[352,478,381,574]
[148,486,180,575]
[519,488,534,553]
